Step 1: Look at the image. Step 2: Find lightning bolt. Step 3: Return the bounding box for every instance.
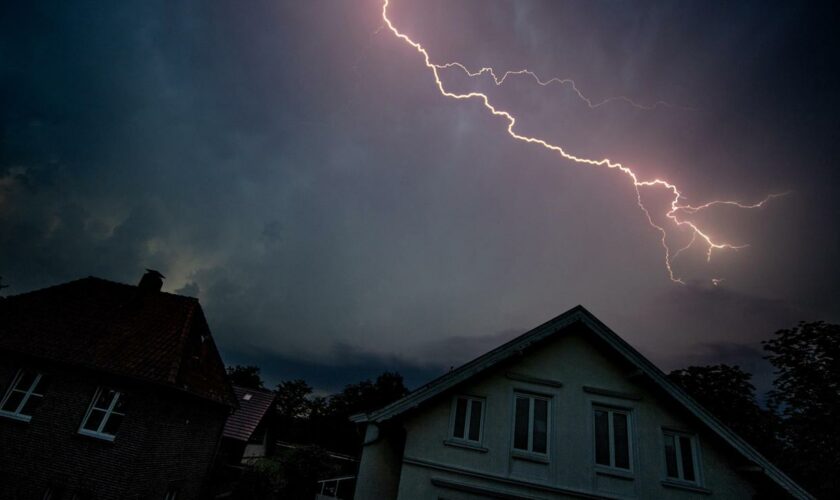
[381,0,783,284]
[433,62,681,111]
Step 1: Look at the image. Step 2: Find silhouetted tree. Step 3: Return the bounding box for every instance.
[764,321,840,498]
[226,364,265,389]
[668,364,780,457]
[328,371,409,418]
[275,379,314,419]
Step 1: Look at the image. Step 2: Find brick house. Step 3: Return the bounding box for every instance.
[0,271,236,500]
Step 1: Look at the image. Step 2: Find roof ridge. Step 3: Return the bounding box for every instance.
[352,305,813,500]
[7,275,199,302]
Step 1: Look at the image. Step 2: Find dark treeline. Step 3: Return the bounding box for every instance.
[229,320,839,499]
[225,366,408,456]
[668,321,839,499]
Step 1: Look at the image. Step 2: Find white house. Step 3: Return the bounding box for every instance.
[351,306,812,499]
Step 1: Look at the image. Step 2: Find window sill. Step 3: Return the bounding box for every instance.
[661,479,711,495]
[444,439,488,453]
[77,429,116,442]
[594,466,634,481]
[0,411,32,423]
[511,450,549,464]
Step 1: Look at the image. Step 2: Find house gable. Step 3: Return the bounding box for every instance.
[354,306,812,499]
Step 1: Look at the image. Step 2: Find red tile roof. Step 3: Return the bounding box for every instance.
[0,277,236,406]
[223,385,276,441]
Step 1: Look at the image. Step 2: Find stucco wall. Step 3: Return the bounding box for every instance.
[359,327,761,499]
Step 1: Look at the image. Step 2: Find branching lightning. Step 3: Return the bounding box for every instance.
[433,62,680,111]
[381,0,784,284]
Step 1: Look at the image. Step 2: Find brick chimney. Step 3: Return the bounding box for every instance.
[138,269,165,292]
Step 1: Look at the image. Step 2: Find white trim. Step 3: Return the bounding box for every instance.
[448,395,485,445]
[78,387,125,441]
[511,391,551,459]
[351,306,814,499]
[662,428,702,485]
[0,369,45,422]
[592,405,633,473]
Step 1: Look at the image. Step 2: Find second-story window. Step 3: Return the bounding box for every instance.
[0,369,48,422]
[594,406,632,471]
[450,396,484,443]
[663,430,700,483]
[512,393,550,456]
[79,387,125,440]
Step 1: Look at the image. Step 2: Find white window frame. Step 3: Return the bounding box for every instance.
[78,387,125,441]
[662,429,701,484]
[511,392,551,459]
[593,406,634,472]
[448,395,485,444]
[0,369,46,422]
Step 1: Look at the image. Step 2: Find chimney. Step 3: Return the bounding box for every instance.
[138,269,165,293]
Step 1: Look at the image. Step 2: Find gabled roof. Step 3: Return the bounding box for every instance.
[223,385,276,441]
[0,276,236,407]
[351,305,813,500]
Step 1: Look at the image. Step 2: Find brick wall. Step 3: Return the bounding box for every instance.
[0,355,229,500]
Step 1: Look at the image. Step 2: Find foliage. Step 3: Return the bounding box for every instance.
[271,371,409,455]
[226,364,265,389]
[328,371,409,418]
[667,364,780,456]
[764,321,840,498]
[232,446,339,500]
[275,379,315,419]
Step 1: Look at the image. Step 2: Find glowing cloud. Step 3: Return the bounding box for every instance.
[381,0,784,284]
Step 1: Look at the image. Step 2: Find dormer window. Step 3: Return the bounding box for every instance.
[78,387,126,441]
[450,396,484,444]
[0,369,48,422]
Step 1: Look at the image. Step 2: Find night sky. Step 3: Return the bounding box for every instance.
[2,0,839,393]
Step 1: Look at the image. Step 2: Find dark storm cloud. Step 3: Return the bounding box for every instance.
[2,0,838,390]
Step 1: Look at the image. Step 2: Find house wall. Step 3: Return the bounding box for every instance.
[358,328,759,499]
[0,356,229,500]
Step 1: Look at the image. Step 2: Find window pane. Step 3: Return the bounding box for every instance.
[32,375,49,396]
[112,393,126,414]
[664,433,679,478]
[513,397,530,450]
[453,398,467,438]
[95,389,117,410]
[594,409,610,466]
[83,409,106,431]
[17,371,37,390]
[468,400,482,441]
[613,412,630,469]
[533,399,548,454]
[102,412,124,436]
[21,393,43,416]
[2,391,25,413]
[679,436,695,481]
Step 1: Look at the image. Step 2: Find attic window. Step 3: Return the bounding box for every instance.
[0,369,48,422]
[663,430,700,484]
[243,394,253,401]
[449,396,484,444]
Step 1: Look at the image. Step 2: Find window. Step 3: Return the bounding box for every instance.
[164,486,179,500]
[78,387,125,440]
[42,487,63,500]
[593,406,632,470]
[663,430,699,483]
[0,369,47,422]
[512,393,549,456]
[450,396,484,443]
